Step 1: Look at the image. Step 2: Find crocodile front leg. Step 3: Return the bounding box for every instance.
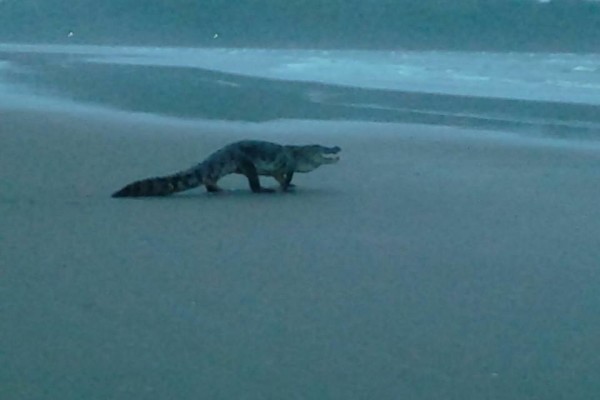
[274,170,295,191]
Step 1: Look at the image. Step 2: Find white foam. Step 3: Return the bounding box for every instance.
[573,65,597,72]
[82,47,600,105]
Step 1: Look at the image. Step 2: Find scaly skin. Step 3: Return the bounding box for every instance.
[111,140,341,197]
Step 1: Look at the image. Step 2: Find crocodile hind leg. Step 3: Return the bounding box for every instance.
[239,159,275,193]
[201,174,223,193]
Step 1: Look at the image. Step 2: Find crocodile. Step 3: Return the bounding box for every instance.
[112,140,341,197]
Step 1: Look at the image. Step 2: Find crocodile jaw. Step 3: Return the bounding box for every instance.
[290,144,342,172]
[322,152,340,162]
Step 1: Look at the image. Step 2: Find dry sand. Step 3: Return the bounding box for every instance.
[2,108,600,399]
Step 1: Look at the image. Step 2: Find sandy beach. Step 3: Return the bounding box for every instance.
[2,108,600,399]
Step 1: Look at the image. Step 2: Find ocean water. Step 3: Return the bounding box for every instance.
[0,1,598,52]
[1,44,600,138]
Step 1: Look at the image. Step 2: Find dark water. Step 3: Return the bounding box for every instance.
[0,0,599,52]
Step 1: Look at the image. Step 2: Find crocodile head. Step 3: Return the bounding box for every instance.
[290,144,341,172]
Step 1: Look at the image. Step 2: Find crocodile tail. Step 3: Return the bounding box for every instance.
[112,169,202,198]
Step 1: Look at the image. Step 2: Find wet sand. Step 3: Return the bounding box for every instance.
[2,108,600,399]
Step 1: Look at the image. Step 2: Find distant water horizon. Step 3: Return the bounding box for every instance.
[1,1,599,52]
